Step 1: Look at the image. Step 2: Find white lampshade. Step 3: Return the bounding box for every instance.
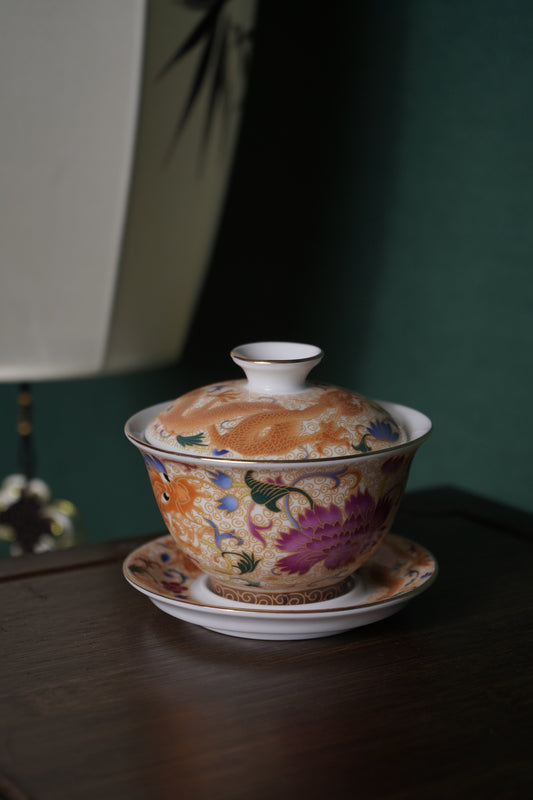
[0,0,256,381]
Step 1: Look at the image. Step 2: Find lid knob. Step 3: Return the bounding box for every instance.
[231,342,323,394]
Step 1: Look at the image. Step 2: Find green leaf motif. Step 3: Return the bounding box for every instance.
[129,565,147,574]
[235,551,260,575]
[352,434,372,454]
[244,470,314,512]
[176,432,207,448]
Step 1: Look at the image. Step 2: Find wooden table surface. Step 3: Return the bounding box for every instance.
[1,487,532,800]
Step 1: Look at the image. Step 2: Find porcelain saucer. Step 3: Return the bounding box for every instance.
[123,533,437,640]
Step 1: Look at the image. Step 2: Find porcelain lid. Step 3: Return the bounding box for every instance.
[144,342,407,461]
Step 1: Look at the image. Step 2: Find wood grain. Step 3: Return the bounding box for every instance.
[1,488,532,800]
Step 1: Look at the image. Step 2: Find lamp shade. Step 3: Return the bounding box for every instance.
[0,0,256,381]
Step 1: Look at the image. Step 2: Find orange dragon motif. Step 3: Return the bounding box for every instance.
[157,385,366,458]
[145,463,206,555]
[148,469,202,516]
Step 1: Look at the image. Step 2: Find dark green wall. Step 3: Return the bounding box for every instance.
[1,0,531,550]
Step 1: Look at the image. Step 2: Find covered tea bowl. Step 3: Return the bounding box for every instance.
[125,342,431,605]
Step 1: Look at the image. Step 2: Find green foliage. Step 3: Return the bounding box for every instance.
[352,435,372,454]
[234,551,260,575]
[244,471,314,512]
[176,432,207,448]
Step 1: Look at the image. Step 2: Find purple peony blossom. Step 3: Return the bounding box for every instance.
[275,489,392,576]
[381,455,406,474]
[161,580,187,594]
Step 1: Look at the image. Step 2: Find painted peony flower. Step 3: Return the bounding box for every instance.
[381,455,407,474]
[275,489,392,576]
[161,580,187,595]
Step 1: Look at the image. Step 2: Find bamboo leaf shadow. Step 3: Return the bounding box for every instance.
[158,0,234,160]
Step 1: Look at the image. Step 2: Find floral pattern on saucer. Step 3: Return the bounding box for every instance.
[123,533,436,610]
[125,537,201,599]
